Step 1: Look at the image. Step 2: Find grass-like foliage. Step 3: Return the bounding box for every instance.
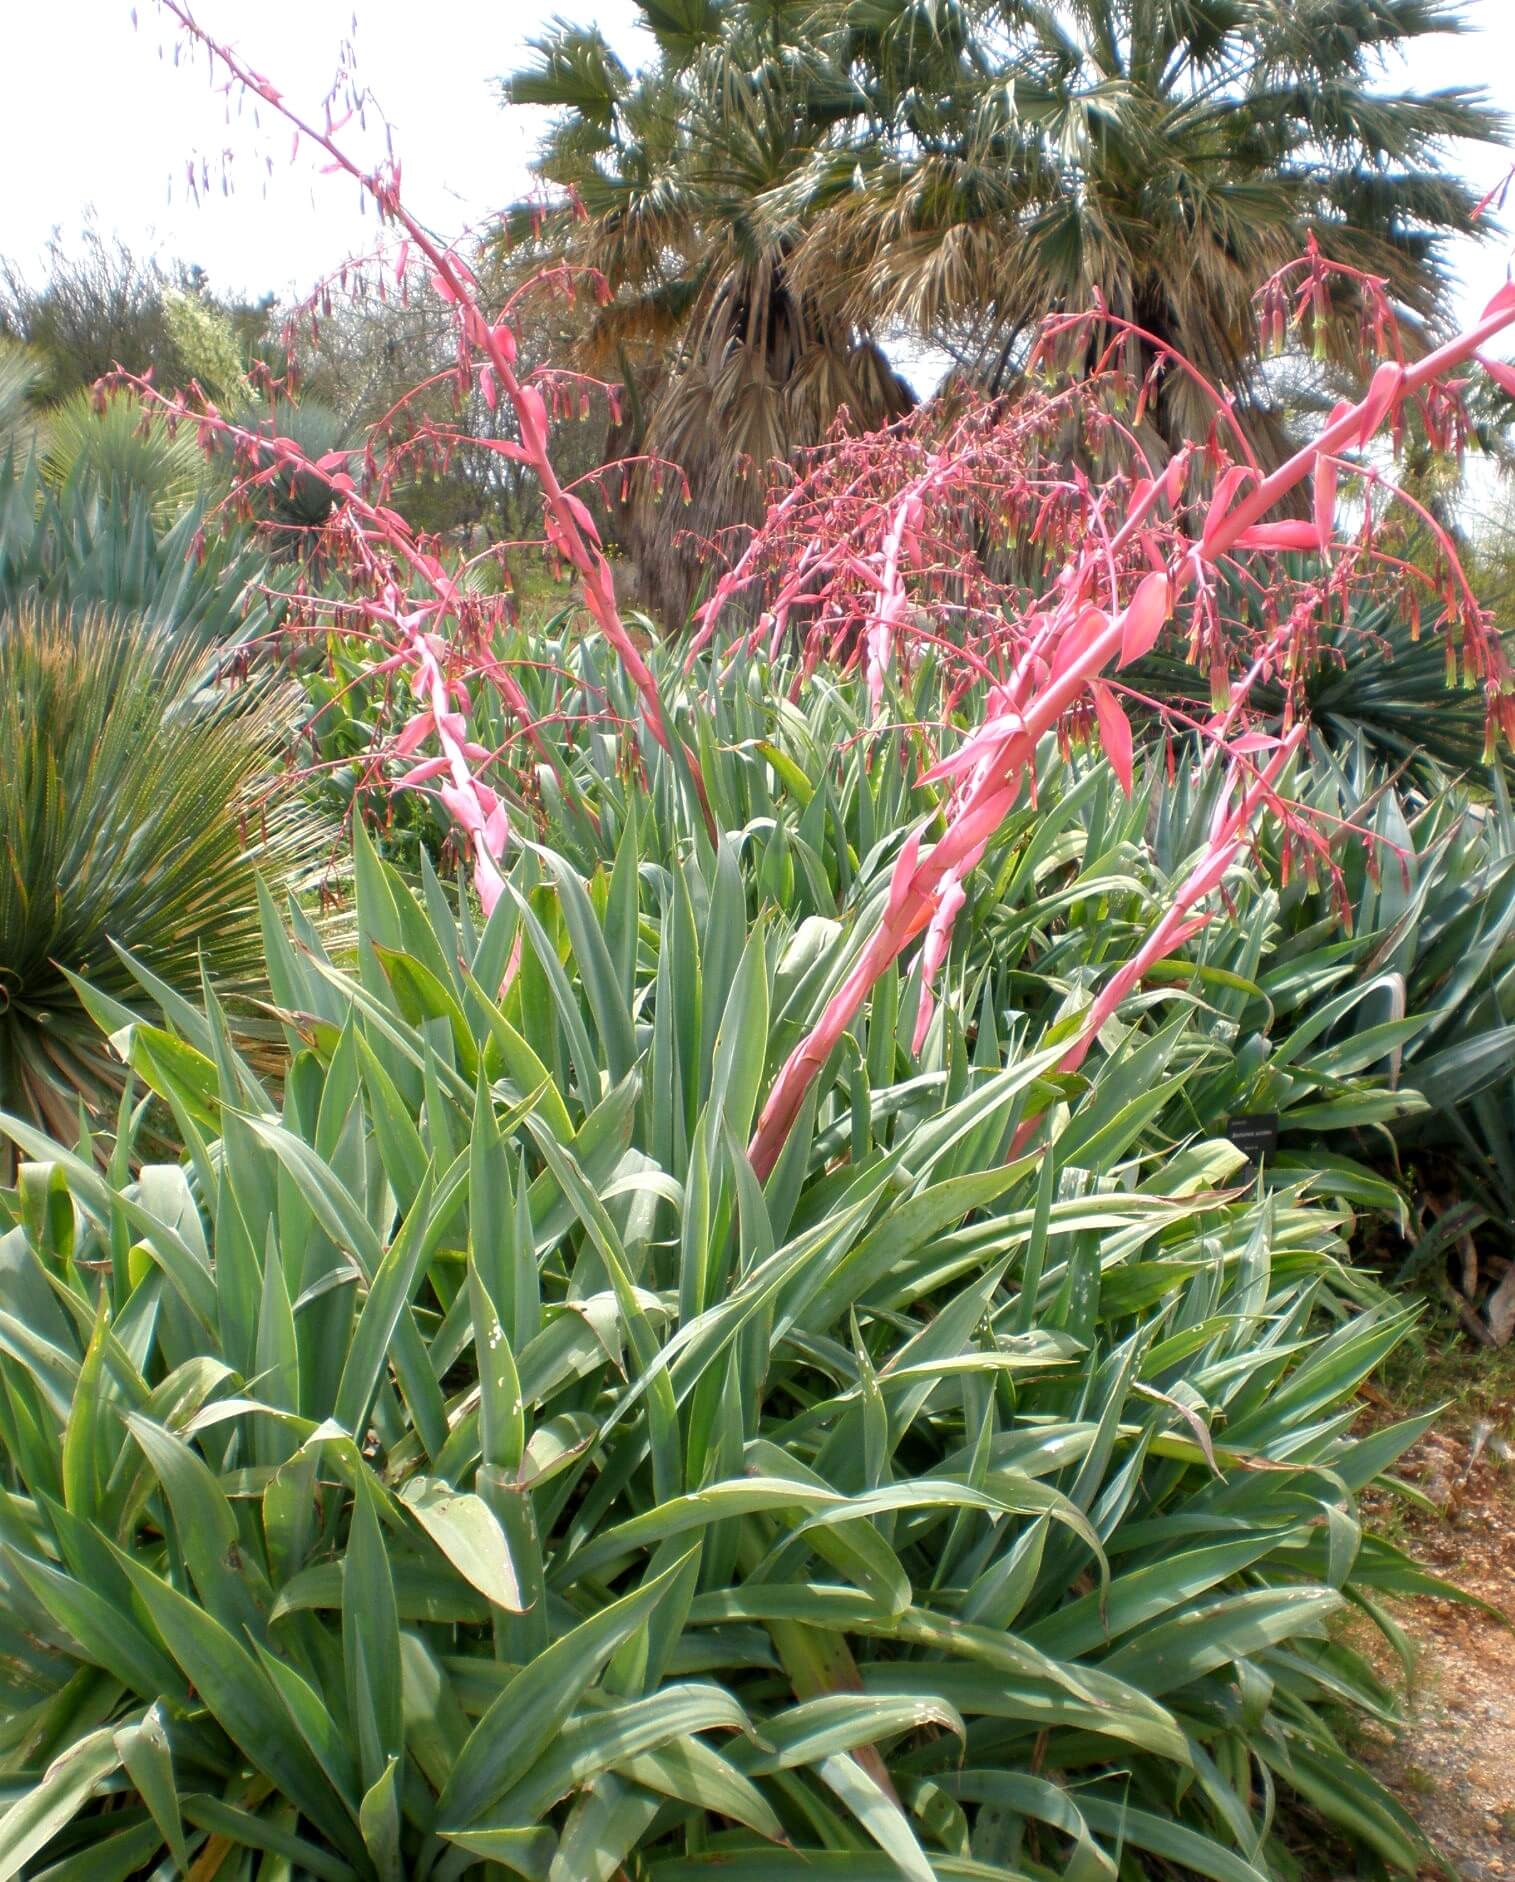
[0,796,1458,1879]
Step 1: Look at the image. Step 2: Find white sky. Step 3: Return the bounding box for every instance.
[0,0,651,300]
[0,0,1512,328]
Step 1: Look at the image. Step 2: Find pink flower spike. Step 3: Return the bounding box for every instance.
[930,779,1021,877]
[561,490,602,547]
[918,719,1013,788]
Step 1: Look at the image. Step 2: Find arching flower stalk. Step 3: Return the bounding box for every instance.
[746,281,1515,1181]
[150,0,716,874]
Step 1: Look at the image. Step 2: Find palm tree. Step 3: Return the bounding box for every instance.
[506,0,1504,611]
[778,0,1507,448]
[502,2,914,624]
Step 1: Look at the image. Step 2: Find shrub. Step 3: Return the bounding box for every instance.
[0,824,1451,1878]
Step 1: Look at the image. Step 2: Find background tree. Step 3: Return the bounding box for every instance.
[502,1,914,623]
[282,264,613,542]
[505,0,1506,584]
[778,0,1508,452]
[0,222,274,403]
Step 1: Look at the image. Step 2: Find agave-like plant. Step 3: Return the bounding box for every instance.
[0,760,1459,1878]
[0,451,275,652]
[366,617,1515,1279]
[233,396,353,557]
[0,599,330,1150]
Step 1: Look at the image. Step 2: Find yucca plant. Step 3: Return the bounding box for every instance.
[0,810,1456,1879]
[0,600,330,1149]
[42,387,213,525]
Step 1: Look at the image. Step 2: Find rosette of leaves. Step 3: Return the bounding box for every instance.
[241,397,352,557]
[0,599,330,1149]
[1133,584,1504,784]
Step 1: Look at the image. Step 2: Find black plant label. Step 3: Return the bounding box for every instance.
[1227,1112,1280,1163]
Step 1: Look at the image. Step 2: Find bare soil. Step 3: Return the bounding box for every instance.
[1346,1352,1515,1879]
